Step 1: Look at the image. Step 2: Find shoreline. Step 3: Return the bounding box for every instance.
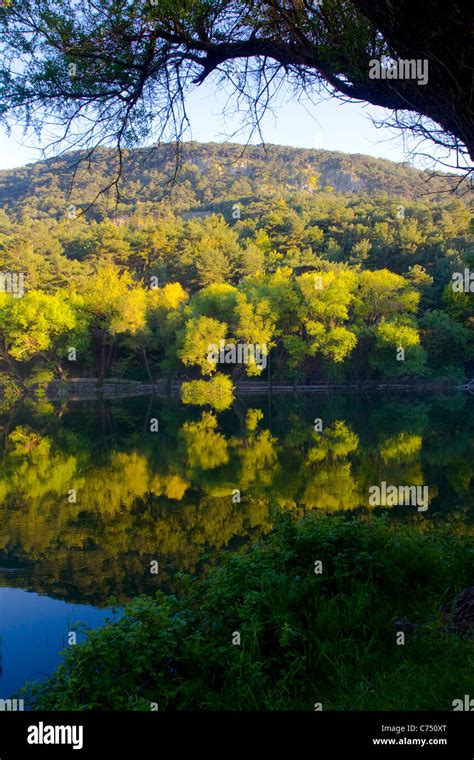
[38,377,473,400]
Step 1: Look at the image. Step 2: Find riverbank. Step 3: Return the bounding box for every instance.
[41,377,471,400]
[23,513,474,710]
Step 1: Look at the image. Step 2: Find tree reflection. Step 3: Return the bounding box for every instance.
[0,394,472,606]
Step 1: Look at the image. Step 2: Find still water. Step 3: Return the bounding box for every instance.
[0,392,473,698]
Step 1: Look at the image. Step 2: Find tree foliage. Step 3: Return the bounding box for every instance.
[0,1,472,172]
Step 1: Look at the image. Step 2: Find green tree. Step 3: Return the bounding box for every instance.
[354,269,419,326]
[81,264,142,383]
[370,319,427,378]
[178,316,227,376]
[420,310,471,375]
[295,269,358,369]
[0,1,470,164]
[0,290,82,383]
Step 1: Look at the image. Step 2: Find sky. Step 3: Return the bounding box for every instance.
[0,78,463,173]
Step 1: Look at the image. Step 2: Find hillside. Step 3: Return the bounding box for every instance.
[0,142,466,221]
[0,139,472,394]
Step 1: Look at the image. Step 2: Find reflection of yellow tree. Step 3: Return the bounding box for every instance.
[81,452,149,512]
[0,416,276,598]
[0,428,81,510]
[237,429,279,489]
[0,405,460,606]
[306,420,359,464]
[0,469,82,556]
[355,431,438,509]
[376,432,425,489]
[151,495,274,568]
[302,462,365,510]
[181,413,229,470]
[150,473,190,500]
[245,408,263,432]
[183,411,279,496]
[270,421,363,510]
[379,432,422,463]
[181,374,235,412]
[0,429,276,600]
[301,421,362,509]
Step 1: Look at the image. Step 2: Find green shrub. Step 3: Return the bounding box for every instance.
[26,513,474,710]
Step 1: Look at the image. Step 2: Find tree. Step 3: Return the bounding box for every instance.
[189,283,240,325]
[178,315,228,376]
[0,289,84,383]
[234,294,275,377]
[241,267,302,377]
[0,0,471,185]
[420,310,471,374]
[81,263,141,383]
[147,282,188,376]
[295,269,358,368]
[354,269,419,326]
[370,319,427,378]
[188,216,240,288]
[108,287,153,379]
[89,220,132,267]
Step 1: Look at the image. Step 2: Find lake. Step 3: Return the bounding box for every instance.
[0,391,473,699]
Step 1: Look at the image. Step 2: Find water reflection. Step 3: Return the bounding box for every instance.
[0,393,472,610]
[0,587,116,698]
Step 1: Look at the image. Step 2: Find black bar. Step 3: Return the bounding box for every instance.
[0,712,472,758]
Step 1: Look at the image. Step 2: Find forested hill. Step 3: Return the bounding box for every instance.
[0,142,466,221]
[0,140,472,390]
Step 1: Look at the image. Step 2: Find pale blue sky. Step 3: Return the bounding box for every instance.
[0,79,463,172]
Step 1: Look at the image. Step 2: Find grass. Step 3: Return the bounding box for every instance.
[25,512,474,710]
